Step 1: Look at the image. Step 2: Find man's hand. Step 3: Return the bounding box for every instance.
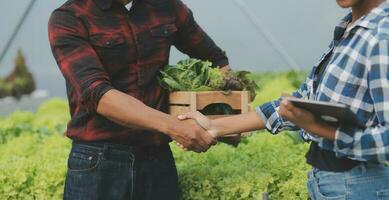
[178,112,245,147]
[178,111,217,137]
[167,118,216,153]
[176,111,219,151]
[219,65,231,73]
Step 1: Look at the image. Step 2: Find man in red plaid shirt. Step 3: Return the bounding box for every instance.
[48,0,230,199]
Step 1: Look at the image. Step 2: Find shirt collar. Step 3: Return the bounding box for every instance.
[333,1,389,40]
[333,13,351,41]
[355,1,389,29]
[351,1,389,30]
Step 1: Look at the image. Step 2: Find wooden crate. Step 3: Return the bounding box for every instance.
[169,91,251,139]
[169,91,250,118]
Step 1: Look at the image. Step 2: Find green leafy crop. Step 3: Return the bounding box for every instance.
[160,59,222,91]
[0,71,311,200]
[160,58,258,97]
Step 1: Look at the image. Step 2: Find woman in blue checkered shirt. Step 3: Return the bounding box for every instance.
[178,0,389,199]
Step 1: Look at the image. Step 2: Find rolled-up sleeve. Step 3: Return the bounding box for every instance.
[255,74,312,134]
[172,0,229,67]
[48,10,113,114]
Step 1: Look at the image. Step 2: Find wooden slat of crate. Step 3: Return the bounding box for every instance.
[169,106,191,117]
[169,92,194,105]
[240,91,249,113]
[196,91,243,110]
[169,91,251,117]
[169,91,248,108]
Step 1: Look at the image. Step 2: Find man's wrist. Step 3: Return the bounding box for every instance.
[155,115,177,136]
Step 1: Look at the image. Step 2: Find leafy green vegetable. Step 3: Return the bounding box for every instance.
[222,70,259,100]
[159,58,258,98]
[160,59,224,91]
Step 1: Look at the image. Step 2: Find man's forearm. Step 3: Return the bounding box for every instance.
[212,111,265,137]
[97,89,217,152]
[97,89,175,134]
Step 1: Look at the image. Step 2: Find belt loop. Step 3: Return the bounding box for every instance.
[308,168,314,179]
[100,144,109,160]
[360,163,367,175]
[129,146,134,154]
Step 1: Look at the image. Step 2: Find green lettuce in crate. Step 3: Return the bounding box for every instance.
[160,59,224,91]
[160,58,258,97]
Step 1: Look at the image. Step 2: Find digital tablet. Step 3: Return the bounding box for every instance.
[283,98,366,128]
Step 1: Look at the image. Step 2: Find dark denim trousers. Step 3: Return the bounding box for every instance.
[64,141,180,200]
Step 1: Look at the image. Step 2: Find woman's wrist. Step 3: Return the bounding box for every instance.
[307,121,336,140]
[208,120,223,138]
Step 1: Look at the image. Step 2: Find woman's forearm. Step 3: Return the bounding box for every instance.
[211,111,266,137]
[306,122,337,140]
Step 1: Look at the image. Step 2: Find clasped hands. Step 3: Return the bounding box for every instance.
[171,94,333,153]
[171,95,315,153]
[170,65,231,153]
[170,111,217,153]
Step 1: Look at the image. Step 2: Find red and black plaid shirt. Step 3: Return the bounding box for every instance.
[48,0,228,146]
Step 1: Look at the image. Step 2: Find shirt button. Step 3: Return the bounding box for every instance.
[88,156,93,160]
[106,41,111,46]
[164,30,169,34]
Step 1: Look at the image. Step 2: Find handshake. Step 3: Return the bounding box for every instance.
[167,111,220,153]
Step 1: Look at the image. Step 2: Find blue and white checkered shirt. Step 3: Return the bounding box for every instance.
[256,1,389,163]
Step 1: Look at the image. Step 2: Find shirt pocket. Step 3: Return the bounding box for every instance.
[90,33,126,48]
[136,24,177,89]
[68,150,101,172]
[377,189,389,200]
[149,23,177,38]
[336,75,365,103]
[90,33,132,75]
[139,23,177,63]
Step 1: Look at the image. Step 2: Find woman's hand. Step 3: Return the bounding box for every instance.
[177,111,218,138]
[278,98,317,129]
[278,97,336,140]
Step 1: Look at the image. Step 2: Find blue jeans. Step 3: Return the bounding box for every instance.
[64,142,179,200]
[307,163,389,200]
